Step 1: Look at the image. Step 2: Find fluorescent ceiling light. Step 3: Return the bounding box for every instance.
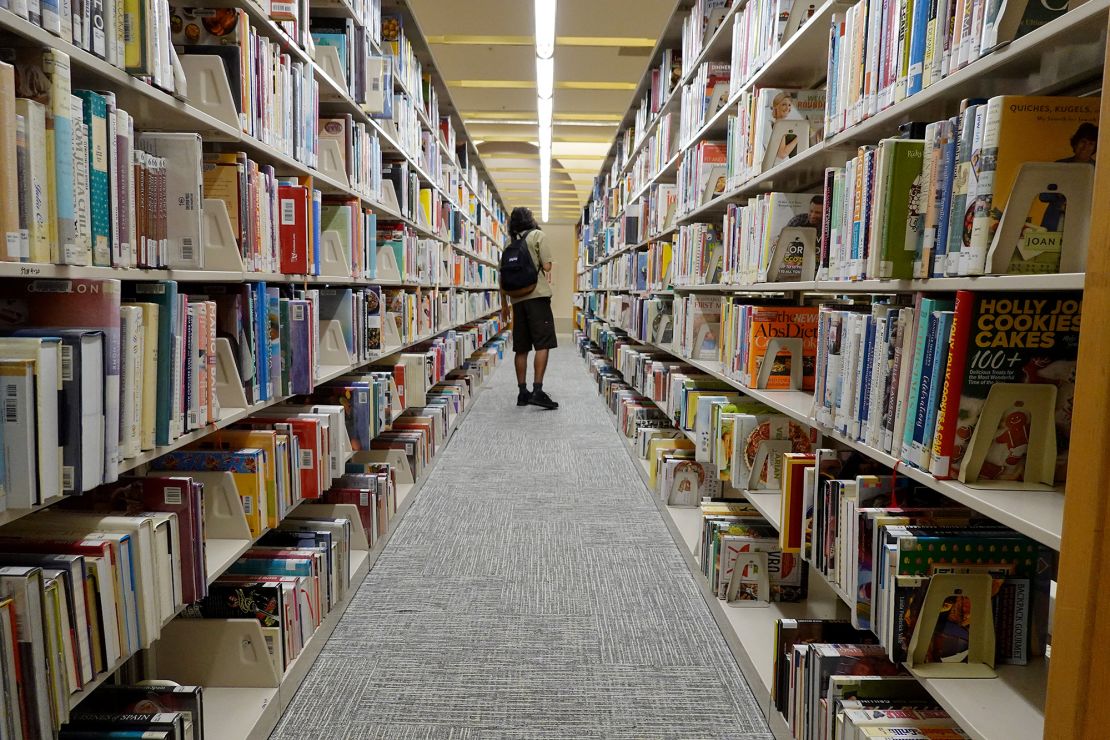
[535,57,554,99]
[535,0,557,57]
[537,97,553,129]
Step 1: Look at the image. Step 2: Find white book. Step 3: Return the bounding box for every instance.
[32,514,160,647]
[0,360,36,509]
[119,305,142,459]
[127,302,158,450]
[15,99,51,264]
[69,95,92,266]
[135,133,204,269]
[0,338,62,504]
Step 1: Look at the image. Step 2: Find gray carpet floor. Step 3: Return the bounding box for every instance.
[272,343,773,739]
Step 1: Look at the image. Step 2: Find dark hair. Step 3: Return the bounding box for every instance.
[810,195,823,206]
[510,207,539,239]
[1071,122,1099,148]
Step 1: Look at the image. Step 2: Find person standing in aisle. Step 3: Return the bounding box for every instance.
[501,207,559,410]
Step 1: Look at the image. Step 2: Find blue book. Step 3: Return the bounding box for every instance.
[266,288,282,400]
[856,314,876,441]
[919,310,954,469]
[909,310,940,468]
[250,282,269,401]
[312,190,322,274]
[933,118,959,276]
[906,0,932,96]
[900,296,951,460]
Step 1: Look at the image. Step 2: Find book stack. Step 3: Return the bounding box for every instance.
[727,88,827,190]
[672,223,724,286]
[721,192,823,284]
[824,0,1068,137]
[819,96,1100,280]
[171,7,319,166]
[682,0,736,65]
[728,0,825,93]
[681,61,732,144]
[61,684,205,739]
[677,140,729,215]
[813,292,1081,483]
[719,303,820,390]
[772,619,977,740]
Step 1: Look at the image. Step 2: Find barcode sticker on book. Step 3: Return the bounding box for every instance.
[360,491,368,506]
[300,450,313,469]
[60,344,74,382]
[62,466,74,492]
[293,304,305,321]
[164,486,183,505]
[4,384,18,423]
[181,237,195,262]
[281,198,296,225]
[242,496,253,514]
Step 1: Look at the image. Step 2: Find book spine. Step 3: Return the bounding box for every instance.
[929,291,972,477]
[14,112,30,262]
[898,296,929,459]
[933,118,958,276]
[16,99,51,263]
[908,309,941,467]
[44,51,79,265]
[0,63,18,261]
[77,92,111,266]
[964,96,1002,275]
[70,95,92,266]
[919,309,952,470]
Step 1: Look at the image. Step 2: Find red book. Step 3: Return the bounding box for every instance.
[278,184,310,274]
[929,290,973,479]
[235,417,325,500]
[393,363,406,409]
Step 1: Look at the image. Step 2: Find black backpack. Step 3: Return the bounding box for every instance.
[499,230,539,297]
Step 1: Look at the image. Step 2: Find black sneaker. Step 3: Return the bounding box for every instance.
[529,389,559,410]
[517,389,532,406]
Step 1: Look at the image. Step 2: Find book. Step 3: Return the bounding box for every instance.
[0,278,121,484]
[964,95,1100,275]
[0,62,19,261]
[930,291,1081,483]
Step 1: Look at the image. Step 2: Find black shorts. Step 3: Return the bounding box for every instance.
[513,297,558,352]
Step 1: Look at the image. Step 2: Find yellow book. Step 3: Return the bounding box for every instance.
[648,438,694,489]
[125,302,160,451]
[203,430,283,529]
[155,449,266,536]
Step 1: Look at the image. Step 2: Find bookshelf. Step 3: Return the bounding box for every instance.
[575,0,1110,736]
[0,0,512,731]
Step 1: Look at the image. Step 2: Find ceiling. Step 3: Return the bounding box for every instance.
[406,0,678,224]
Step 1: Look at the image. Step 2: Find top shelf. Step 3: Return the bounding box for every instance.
[597,0,1109,231]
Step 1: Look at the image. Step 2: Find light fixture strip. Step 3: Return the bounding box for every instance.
[535,0,556,223]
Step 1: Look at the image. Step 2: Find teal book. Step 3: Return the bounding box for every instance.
[900,296,937,461]
[917,309,953,469]
[75,90,111,266]
[126,281,178,446]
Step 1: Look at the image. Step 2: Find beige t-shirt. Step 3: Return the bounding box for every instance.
[509,229,553,305]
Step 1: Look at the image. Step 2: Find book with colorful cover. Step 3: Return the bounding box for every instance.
[929,290,1081,483]
[153,448,266,536]
[965,95,1100,276]
[742,305,820,390]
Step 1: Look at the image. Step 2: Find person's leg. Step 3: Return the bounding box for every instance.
[512,300,533,405]
[532,349,549,385]
[515,351,529,385]
[527,299,559,410]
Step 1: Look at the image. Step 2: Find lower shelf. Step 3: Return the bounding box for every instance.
[198,354,500,740]
[592,352,1047,740]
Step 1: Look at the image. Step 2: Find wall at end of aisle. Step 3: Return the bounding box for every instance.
[541,222,577,333]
